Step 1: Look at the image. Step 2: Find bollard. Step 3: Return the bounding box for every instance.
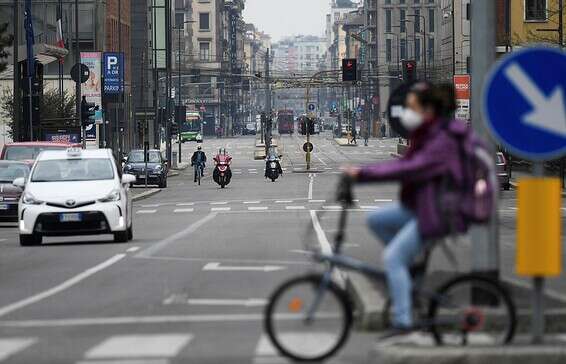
[172,152,178,169]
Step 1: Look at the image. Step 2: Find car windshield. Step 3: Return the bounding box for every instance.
[4,145,69,161]
[31,158,114,182]
[0,163,29,183]
[128,151,161,163]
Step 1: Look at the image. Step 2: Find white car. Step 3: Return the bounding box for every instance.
[13,148,136,246]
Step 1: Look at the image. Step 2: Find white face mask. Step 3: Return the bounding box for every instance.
[400,108,424,132]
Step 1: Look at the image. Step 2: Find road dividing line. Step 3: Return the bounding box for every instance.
[126,246,140,253]
[360,206,380,210]
[210,201,228,205]
[308,200,325,203]
[136,213,216,258]
[84,334,192,359]
[211,207,231,212]
[308,174,314,200]
[0,238,6,242]
[322,206,342,210]
[248,206,268,211]
[0,254,126,318]
[243,201,261,204]
[309,211,345,287]
[174,208,194,213]
[136,210,157,214]
[374,199,393,203]
[203,262,285,272]
[286,206,305,210]
[186,298,267,307]
[176,202,194,206]
[0,338,37,361]
[275,200,293,203]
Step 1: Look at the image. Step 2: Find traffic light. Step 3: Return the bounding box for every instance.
[170,122,179,136]
[81,96,99,127]
[402,60,417,82]
[342,58,358,82]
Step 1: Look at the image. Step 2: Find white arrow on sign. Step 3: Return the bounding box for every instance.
[504,63,566,137]
[187,298,267,307]
[203,262,285,272]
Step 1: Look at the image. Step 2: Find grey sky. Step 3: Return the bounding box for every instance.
[243,0,330,42]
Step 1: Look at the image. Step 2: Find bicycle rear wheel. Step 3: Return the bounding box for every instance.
[264,274,352,362]
[197,168,201,185]
[428,274,516,346]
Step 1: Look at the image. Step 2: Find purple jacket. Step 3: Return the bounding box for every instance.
[358,120,467,239]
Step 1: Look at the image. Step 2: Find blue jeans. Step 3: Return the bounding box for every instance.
[367,202,422,328]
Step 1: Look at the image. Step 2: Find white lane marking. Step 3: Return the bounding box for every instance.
[308,200,325,203]
[210,201,228,205]
[316,156,328,166]
[255,333,339,357]
[176,203,194,206]
[126,246,140,253]
[0,338,37,361]
[324,167,333,170]
[136,210,157,214]
[310,210,345,287]
[174,208,194,213]
[84,334,193,359]
[360,206,380,210]
[243,201,261,204]
[248,206,268,211]
[234,171,243,174]
[211,207,231,212]
[136,213,216,258]
[275,200,293,203]
[308,173,314,200]
[248,169,257,172]
[140,204,160,208]
[0,238,6,242]
[374,199,394,202]
[203,262,285,272]
[322,206,342,210]
[186,298,267,307]
[0,254,126,318]
[285,206,305,210]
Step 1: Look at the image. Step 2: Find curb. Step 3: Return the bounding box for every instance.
[168,170,180,177]
[132,188,161,202]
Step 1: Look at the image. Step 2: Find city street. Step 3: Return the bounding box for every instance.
[0,133,562,363]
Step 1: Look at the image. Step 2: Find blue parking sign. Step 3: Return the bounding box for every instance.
[103,52,124,94]
[483,47,566,161]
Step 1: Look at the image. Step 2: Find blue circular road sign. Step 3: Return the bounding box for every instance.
[483,47,566,161]
[308,103,316,112]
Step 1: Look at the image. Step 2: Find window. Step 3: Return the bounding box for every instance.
[400,10,406,32]
[525,0,546,21]
[428,9,435,32]
[428,37,434,62]
[415,38,421,61]
[386,38,392,62]
[385,0,391,4]
[175,12,185,29]
[386,9,392,33]
[199,12,210,30]
[399,0,405,4]
[199,42,210,61]
[414,9,420,32]
[400,38,407,59]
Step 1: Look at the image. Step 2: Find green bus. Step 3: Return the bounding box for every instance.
[180,112,203,142]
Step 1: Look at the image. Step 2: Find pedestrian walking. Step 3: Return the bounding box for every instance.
[351,129,357,145]
[362,127,369,146]
[381,123,387,139]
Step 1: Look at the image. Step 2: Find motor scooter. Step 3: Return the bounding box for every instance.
[213,153,232,188]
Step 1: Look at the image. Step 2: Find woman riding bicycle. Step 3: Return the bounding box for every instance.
[345,82,466,332]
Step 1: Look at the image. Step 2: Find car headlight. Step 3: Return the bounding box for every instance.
[98,189,121,203]
[153,165,163,173]
[22,192,44,205]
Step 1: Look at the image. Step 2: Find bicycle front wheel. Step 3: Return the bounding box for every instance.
[264,274,352,362]
[428,274,516,346]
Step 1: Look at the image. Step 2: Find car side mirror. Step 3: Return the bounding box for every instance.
[12,177,26,188]
[121,174,136,185]
[122,157,128,163]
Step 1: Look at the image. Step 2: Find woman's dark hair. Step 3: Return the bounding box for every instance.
[408,82,457,119]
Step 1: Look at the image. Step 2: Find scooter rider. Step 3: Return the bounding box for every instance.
[191,146,207,182]
[265,147,283,178]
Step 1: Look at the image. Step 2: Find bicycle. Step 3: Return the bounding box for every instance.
[264,176,516,362]
[194,162,204,185]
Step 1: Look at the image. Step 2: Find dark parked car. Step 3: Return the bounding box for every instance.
[123,150,168,188]
[0,161,30,222]
[497,152,510,190]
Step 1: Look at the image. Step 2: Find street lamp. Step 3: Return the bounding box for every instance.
[175,19,195,164]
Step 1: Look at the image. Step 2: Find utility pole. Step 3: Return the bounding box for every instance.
[24,0,34,141]
[118,0,122,155]
[12,0,20,142]
[470,0,500,282]
[74,0,82,147]
[165,0,172,166]
[264,48,271,152]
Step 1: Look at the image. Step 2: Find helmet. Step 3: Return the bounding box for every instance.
[197,146,202,150]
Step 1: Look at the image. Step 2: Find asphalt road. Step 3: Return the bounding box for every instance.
[0,133,563,363]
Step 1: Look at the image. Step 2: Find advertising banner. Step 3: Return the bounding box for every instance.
[81,52,102,140]
[453,74,471,121]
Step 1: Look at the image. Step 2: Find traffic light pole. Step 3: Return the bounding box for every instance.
[74,0,82,148]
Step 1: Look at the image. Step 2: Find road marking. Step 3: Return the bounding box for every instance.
[136,210,157,214]
[316,156,328,166]
[275,200,293,203]
[360,206,380,210]
[126,246,140,253]
[0,338,37,361]
[248,206,268,211]
[243,201,261,204]
[140,204,160,208]
[211,207,231,212]
[203,262,285,272]
[374,199,394,202]
[310,211,345,287]
[285,206,305,210]
[324,167,333,170]
[0,238,6,242]
[186,298,267,307]
[308,174,314,199]
[84,334,192,359]
[308,199,325,203]
[255,333,339,357]
[210,201,228,205]
[176,202,194,206]
[322,206,342,210]
[0,254,126,318]
[136,213,216,258]
[174,208,194,213]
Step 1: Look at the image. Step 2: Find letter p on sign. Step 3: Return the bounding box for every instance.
[107,56,118,70]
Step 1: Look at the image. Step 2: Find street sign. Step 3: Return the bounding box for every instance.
[303,142,313,153]
[103,52,124,94]
[307,103,316,112]
[70,63,90,83]
[483,47,566,161]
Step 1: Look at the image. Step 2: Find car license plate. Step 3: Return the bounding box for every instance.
[0,204,8,210]
[59,213,82,222]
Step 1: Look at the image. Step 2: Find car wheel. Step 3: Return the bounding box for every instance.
[114,230,129,243]
[20,233,42,246]
[127,225,133,241]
